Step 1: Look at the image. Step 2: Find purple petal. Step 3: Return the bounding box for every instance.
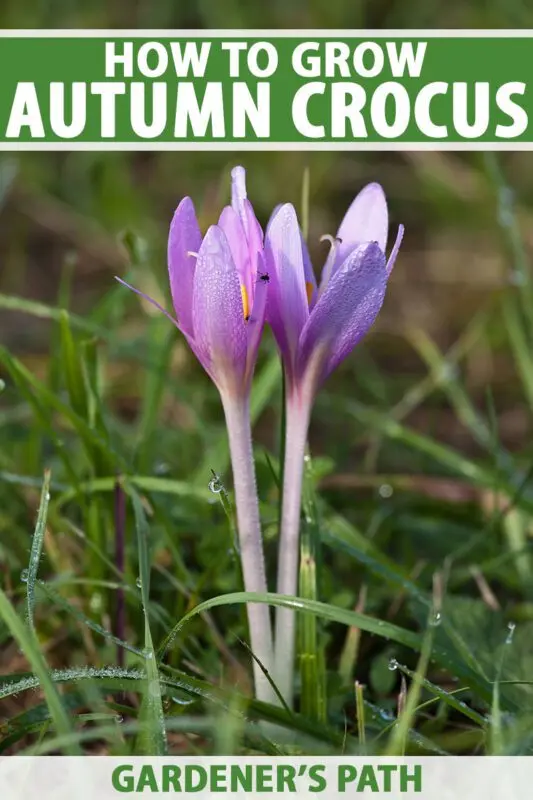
[115,277,179,327]
[243,198,264,277]
[218,205,251,300]
[386,224,404,277]
[116,276,214,382]
[335,183,388,272]
[231,165,249,237]
[245,252,268,381]
[168,197,202,337]
[298,242,387,387]
[264,203,309,368]
[301,233,317,309]
[192,225,247,391]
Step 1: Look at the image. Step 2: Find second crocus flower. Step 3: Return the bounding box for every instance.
[265,182,404,706]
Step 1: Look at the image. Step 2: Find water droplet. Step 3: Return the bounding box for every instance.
[208,476,223,494]
[136,577,142,589]
[142,647,153,660]
[45,492,51,501]
[388,658,398,671]
[154,461,170,476]
[115,714,123,724]
[429,611,442,627]
[379,483,393,499]
[89,592,103,613]
[506,621,516,645]
[172,694,195,706]
[20,569,28,583]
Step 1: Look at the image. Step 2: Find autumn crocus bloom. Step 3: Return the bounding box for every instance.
[265,183,404,706]
[117,167,274,703]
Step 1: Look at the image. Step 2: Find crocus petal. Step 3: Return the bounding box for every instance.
[301,234,317,310]
[218,205,252,301]
[386,224,404,277]
[265,203,309,369]
[243,198,264,278]
[298,242,387,388]
[115,277,179,328]
[231,165,250,237]
[335,183,388,272]
[192,225,248,391]
[245,252,268,382]
[115,276,214,382]
[168,197,202,337]
[266,203,315,303]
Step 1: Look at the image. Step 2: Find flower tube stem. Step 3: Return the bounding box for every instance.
[273,389,312,708]
[221,393,275,704]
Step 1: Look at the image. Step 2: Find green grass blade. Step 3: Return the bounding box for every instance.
[0,587,80,754]
[0,292,107,337]
[386,622,434,755]
[35,581,144,657]
[503,294,533,413]
[55,475,212,509]
[158,591,422,660]
[0,346,123,472]
[25,469,51,633]
[59,310,88,420]
[299,450,327,722]
[392,661,486,726]
[131,488,167,755]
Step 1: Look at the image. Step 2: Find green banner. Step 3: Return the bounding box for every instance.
[0,32,532,147]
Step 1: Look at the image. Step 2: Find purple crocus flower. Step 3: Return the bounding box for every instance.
[265,182,404,400]
[116,166,275,704]
[266,183,404,707]
[118,166,267,399]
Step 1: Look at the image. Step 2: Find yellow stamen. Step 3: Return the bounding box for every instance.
[240,284,250,321]
[305,281,314,306]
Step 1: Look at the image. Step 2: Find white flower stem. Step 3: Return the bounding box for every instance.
[273,391,312,708]
[221,393,275,704]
